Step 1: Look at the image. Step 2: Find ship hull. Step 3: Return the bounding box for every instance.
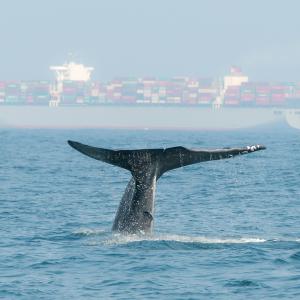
[285,109,300,130]
[0,105,284,130]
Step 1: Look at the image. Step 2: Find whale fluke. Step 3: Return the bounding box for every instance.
[68,140,265,178]
[68,140,266,234]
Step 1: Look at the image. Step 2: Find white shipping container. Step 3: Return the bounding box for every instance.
[151,94,159,102]
[187,82,199,88]
[189,93,197,98]
[144,90,152,97]
[111,83,122,88]
[199,88,217,94]
[91,89,100,97]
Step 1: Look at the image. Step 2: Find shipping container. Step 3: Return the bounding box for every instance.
[240,94,255,102]
[256,95,270,106]
[224,99,240,106]
[271,94,285,106]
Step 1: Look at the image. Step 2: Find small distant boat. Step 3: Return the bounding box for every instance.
[285,109,300,130]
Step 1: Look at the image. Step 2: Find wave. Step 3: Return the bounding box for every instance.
[72,228,106,236]
[104,233,267,246]
[290,251,300,260]
[224,279,262,288]
[71,228,300,249]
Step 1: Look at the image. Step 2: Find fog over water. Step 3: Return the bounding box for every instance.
[1,0,300,81]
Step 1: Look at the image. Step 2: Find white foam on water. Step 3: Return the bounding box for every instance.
[72,229,300,246]
[73,228,106,236]
[270,237,300,243]
[104,233,267,246]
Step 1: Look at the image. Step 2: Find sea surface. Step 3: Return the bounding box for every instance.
[1,126,300,299]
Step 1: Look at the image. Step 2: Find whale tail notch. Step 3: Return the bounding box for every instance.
[68,140,266,177]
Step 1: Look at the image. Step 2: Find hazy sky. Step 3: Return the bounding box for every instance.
[1,0,300,81]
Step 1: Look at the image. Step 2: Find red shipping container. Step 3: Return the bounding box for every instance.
[256,96,270,106]
[240,94,255,102]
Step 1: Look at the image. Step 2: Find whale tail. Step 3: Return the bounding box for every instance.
[68,140,266,178]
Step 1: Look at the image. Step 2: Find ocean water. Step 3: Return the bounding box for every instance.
[1,126,300,299]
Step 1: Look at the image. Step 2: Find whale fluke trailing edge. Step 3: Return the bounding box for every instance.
[68,140,266,234]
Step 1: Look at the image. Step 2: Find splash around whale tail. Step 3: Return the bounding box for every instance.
[67,140,266,178]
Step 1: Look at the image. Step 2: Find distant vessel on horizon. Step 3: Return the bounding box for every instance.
[0,60,297,130]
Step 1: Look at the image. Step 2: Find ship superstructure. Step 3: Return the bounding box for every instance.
[49,61,94,106]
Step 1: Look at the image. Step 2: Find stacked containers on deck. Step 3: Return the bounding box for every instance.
[136,80,144,103]
[150,85,159,104]
[34,81,50,105]
[88,81,104,104]
[150,80,160,104]
[88,81,97,104]
[255,83,270,106]
[20,81,32,104]
[106,80,122,103]
[168,77,185,104]
[270,83,286,106]
[98,82,107,103]
[157,80,168,104]
[76,81,91,104]
[61,81,86,105]
[224,85,240,106]
[78,81,89,104]
[61,81,77,104]
[182,79,199,105]
[142,78,156,104]
[198,78,216,105]
[120,78,138,103]
[5,81,21,104]
[240,82,255,106]
[2,78,298,108]
[3,81,50,105]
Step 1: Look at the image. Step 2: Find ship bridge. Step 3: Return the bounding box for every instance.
[49,61,94,106]
[50,62,94,82]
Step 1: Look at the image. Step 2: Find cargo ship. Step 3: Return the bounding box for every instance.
[0,63,296,130]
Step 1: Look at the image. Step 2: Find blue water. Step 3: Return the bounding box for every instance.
[1,126,300,299]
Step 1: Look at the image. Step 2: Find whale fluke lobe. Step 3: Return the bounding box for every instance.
[68,140,266,234]
[159,144,266,174]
